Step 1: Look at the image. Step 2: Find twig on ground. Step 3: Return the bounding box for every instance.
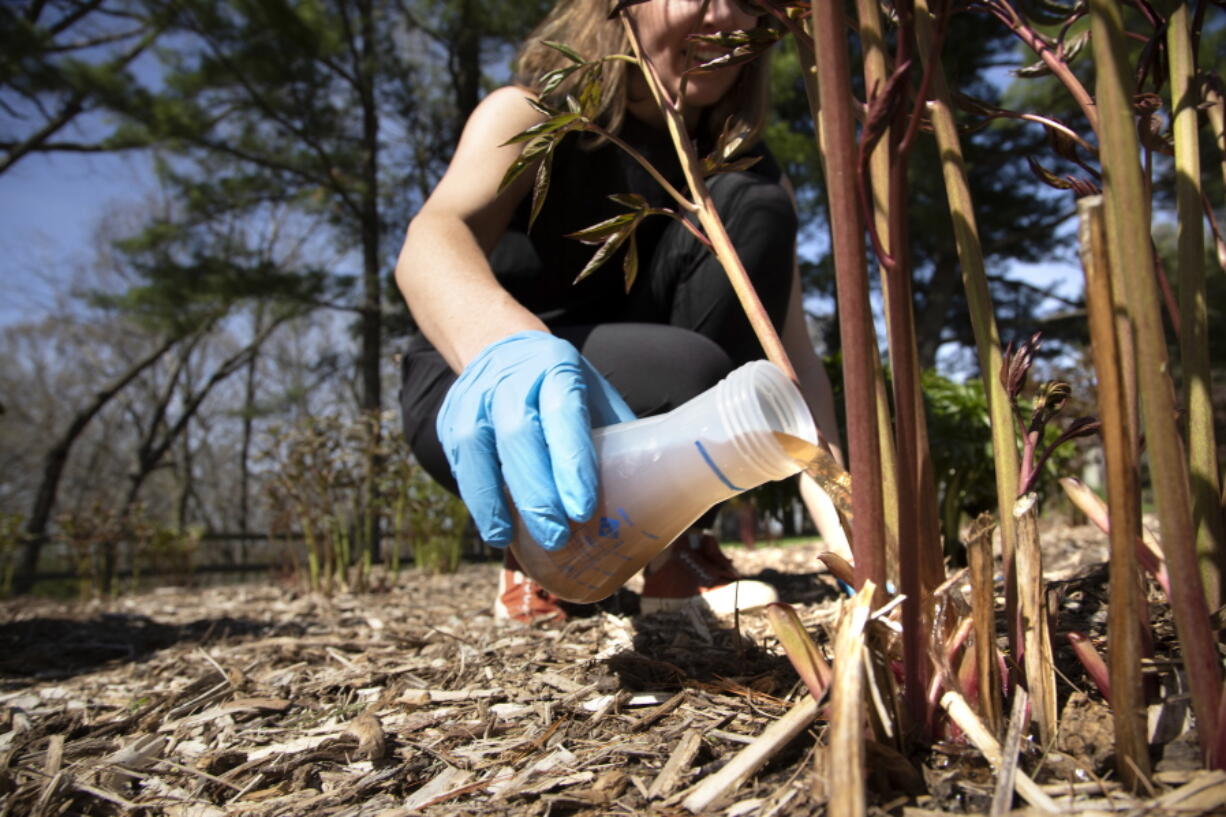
[647,728,702,799]
[990,688,1029,816]
[680,694,820,813]
[940,689,1058,813]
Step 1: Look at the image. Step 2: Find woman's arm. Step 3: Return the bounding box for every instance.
[395,85,549,372]
[394,87,636,551]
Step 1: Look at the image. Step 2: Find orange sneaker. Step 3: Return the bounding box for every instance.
[493,548,568,625]
[640,532,778,616]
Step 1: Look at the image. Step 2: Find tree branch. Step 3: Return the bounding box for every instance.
[176,6,363,219]
[1,24,159,175]
[141,312,294,479]
[45,0,106,37]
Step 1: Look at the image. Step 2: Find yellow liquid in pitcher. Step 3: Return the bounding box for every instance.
[509,509,668,603]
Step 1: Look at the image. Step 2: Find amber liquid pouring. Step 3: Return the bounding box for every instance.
[771,431,854,522]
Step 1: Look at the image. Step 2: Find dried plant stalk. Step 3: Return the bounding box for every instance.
[990,690,1029,817]
[648,729,702,800]
[914,0,1021,660]
[853,0,902,592]
[1089,0,1223,765]
[966,513,1002,735]
[1078,194,1150,784]
[829,582,876,817]
[864,623,903,746]
[1013,493,1056,747]
[807,5,887,592]
[1167,1,1224,608]
[767,602,833,702]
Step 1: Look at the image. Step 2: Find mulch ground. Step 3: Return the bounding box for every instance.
[1,525,1223,816]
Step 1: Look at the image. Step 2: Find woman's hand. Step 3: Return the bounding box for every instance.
[437,331,635,550]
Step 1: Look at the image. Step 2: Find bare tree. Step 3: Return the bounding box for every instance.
[13,328,181,592]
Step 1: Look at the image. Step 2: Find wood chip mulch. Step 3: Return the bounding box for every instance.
[1,536,1223,816]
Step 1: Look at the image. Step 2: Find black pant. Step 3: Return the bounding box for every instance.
[399,170,797,495]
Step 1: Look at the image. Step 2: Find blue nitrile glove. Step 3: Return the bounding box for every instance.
[437,331,635,551]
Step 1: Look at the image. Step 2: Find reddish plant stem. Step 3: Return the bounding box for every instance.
[1067,632,1112,704]
[1152,243,1183,341]
[809,2,887,592]
[897,0,947,599]
[1018,429,1040,497]
[877,0,955,732]
[884,89,927,740]
[980,0,1100,133]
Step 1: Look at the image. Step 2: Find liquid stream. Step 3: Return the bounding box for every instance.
[771,431,853,522]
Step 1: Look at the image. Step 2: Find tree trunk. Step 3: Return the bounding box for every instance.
[781,503,797,538]
[358,0,383,563]
[238,307,265,564]
[451,0,482,125]
[177,424,194,530]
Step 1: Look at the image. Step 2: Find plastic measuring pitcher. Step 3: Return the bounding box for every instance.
[508,360,818,603]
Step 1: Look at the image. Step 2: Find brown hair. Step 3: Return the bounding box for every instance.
[513,0,772,154]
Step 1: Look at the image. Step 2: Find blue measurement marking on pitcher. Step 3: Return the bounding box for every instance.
[617,508,658,540]
[563,532,616,582]
[694,440,744,491]
[557,542,602,589]
[582,520,619,577]
[581,528,626,570]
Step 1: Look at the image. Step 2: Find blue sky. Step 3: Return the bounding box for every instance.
[1,148,157,324]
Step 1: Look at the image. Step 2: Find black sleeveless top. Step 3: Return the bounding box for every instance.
[488,114,783,328]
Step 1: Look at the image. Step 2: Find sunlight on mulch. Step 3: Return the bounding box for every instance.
[1,533,1223,816]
